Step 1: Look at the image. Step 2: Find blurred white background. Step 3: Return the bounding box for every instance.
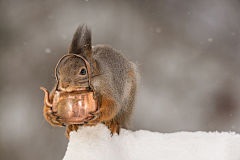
[1,0,240,159]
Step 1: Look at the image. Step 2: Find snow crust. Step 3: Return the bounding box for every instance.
[63,124,240,160]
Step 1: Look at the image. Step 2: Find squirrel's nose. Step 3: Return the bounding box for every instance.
[60,82,70,89]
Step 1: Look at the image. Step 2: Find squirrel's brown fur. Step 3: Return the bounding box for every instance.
[43,25,139,138]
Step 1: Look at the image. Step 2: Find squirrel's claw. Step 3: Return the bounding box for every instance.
[85,114,101,125]
[84,109,103,126]
[104,119,121,136]
[89,113,101,121]
[56,117,60,120]
[65,124,79,138]
[44,105,65,127]
[116,125,121,135]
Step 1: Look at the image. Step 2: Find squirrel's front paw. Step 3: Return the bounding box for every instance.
[83,108,105,126]
[84,109,121,135]
[43,106,65,127]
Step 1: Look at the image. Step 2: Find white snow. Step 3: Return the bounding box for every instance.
[63,124,240,160]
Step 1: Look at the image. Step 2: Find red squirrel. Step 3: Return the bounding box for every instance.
[43,25,139,138]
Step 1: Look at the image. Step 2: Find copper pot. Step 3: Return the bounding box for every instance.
[40,54,98,124]
[40,87,98,124]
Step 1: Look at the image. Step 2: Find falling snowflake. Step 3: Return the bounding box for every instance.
[208,38,213,42]
[45,48,51,54]
[156,27,162,33]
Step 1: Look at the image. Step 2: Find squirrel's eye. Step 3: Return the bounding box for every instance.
[79,68,86,75]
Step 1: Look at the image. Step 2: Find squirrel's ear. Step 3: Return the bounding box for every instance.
[68,25,92,60]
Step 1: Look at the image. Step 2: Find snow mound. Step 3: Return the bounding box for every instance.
[63,124,240,160]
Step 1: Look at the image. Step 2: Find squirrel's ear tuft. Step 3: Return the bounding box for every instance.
[68,24,92,60]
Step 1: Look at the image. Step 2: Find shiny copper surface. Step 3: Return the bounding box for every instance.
[52,89,98,124]
[41,87,98,124]
[40,54,98,124]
